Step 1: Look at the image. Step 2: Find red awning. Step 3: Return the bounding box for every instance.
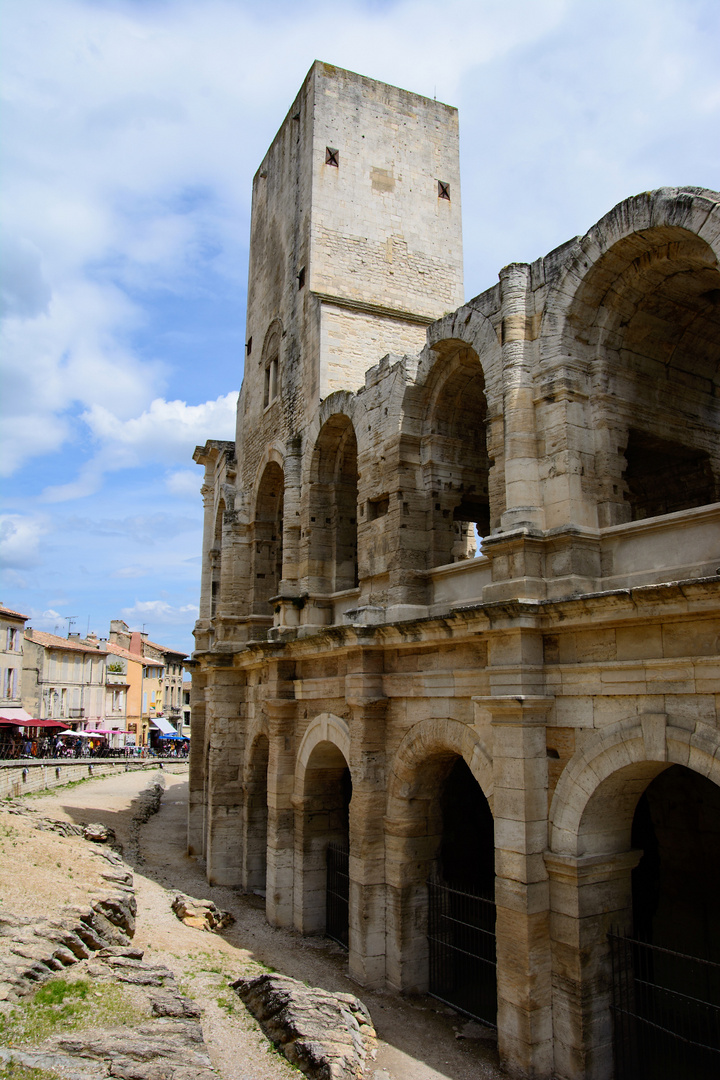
[0,715,65,728]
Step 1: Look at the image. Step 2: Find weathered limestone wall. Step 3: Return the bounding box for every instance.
[191,57,720,1080]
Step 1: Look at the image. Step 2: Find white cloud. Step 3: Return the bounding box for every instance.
[166,469,204,497]
[121,599,199,626]
[41,393,237,501]
[0,515,47,569]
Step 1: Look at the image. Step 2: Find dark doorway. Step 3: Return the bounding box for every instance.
[428,757,496,1024]
[611,766,720,1078]
[325,766,352,948]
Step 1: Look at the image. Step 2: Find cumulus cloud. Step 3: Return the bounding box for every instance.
[41,393,237,501]
[0,515,47,569]
[121,599,199,626]
[166,469,204,497]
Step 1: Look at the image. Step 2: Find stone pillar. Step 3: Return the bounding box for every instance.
[265,696,297,929]
[198,482,215,623]
[544,850,641,1080]
[478,694,554,1079]
[204,662,245,887]
[499,264,544,533]
[187,664,207,856]
[347,663,388,987]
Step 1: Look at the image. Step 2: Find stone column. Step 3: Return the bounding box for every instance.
[265,696,297,929]
[544,850,641,1080]
[347,665,388,987]
[187,664,207,857]
[478,694,554,1079]
[499,264,544,533]
[204,662,246,887]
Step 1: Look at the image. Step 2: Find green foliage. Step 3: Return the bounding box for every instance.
[0,1065,62,1080]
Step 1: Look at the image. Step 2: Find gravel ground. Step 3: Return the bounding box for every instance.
[10,767,503,1080]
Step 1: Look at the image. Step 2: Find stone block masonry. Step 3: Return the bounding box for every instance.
[192,59,720,1080]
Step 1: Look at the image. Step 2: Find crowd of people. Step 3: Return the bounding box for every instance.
[0,732,189,760]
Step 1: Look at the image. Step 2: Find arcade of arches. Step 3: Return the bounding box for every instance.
[192,184,720,1080]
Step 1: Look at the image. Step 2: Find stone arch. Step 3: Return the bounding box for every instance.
[209,499,225,619]
[251,457,285,618]
[541,188,720,527]
[385,718,494,994]
[419,344,494,564]
[293,713,352,937]
[306,414,359,594]
[295,712,351,790]
[260,318,283,408]
[243,725,270,893]
[545,713,720,1080]
[549,715,720,857]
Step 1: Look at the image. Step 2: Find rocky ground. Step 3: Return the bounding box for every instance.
[0,767,503,1080]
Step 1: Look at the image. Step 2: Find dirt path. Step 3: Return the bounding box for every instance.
[26,768,503,1080]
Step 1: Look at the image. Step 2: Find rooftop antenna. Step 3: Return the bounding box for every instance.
[64,615,78,637]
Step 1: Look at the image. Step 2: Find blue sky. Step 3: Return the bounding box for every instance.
[2,0,719,654]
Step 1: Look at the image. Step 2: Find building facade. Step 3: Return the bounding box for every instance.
[190,64,720,1080]
[0,606,28,720]
[22,630,107,728]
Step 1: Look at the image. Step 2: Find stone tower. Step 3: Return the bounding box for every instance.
[238,61,463,456]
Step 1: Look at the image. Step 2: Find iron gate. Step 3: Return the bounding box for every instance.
[326,841,349,948]
[427,876,496,1025]
[609,932,720,1079]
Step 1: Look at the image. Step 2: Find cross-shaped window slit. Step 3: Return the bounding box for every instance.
[438,180,450,200]
[326,147,339,167]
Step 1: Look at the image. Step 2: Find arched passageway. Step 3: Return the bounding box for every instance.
[209,500,225,618]
[422,347,491,566]
[609,766,720,1080]
[294,739,352,943]
[308,414,358,594]
[252,461,284,614]
[549,742,720,1080]
[244,733,269,894]
[386,739,496,1024]
[560,226,720,526]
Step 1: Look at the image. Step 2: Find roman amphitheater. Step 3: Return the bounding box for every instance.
[190,62,720,1080]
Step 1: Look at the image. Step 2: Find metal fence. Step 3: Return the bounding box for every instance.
[427,875,497,1025]
[609,931,720,1079]
[326,841,349,949]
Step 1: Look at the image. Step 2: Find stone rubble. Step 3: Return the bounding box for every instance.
[172,893,235,932]
[232,971,377,1080]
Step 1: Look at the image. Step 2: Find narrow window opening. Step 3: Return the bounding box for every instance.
[325,147,339,167]
[246,337,252,355]
[438,180,450,200]
[298,266,306,289]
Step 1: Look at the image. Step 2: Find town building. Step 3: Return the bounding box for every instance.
[22,630,106,729]
[190,64,720,1080]
[108,621,187,745]
[0,605,29,726]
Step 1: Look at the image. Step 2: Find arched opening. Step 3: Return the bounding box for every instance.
[296,740,352,942]
[617,766,720,1078]
[209,500,225,618]
[568,227,720,525]
[422,346,491,567]
[253,462,284,615]
[245,733,269,894]
[308,415,358,593]
[556,756,720,1080]
[387,745,495,1023]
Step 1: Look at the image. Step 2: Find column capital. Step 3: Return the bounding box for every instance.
[473,695,554,725]
[544,849,642,885]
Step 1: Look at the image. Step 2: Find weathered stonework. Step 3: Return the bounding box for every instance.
[191,62,720,1080]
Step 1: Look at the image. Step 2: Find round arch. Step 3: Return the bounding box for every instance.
[295,712,351,794]
[293,713,352,938]
[385,718,494,996]
[540,188,720,528]
[546,713,720,1080]
[549,714,720,857]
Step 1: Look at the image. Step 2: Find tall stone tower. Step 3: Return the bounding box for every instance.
[237,61,463,474]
